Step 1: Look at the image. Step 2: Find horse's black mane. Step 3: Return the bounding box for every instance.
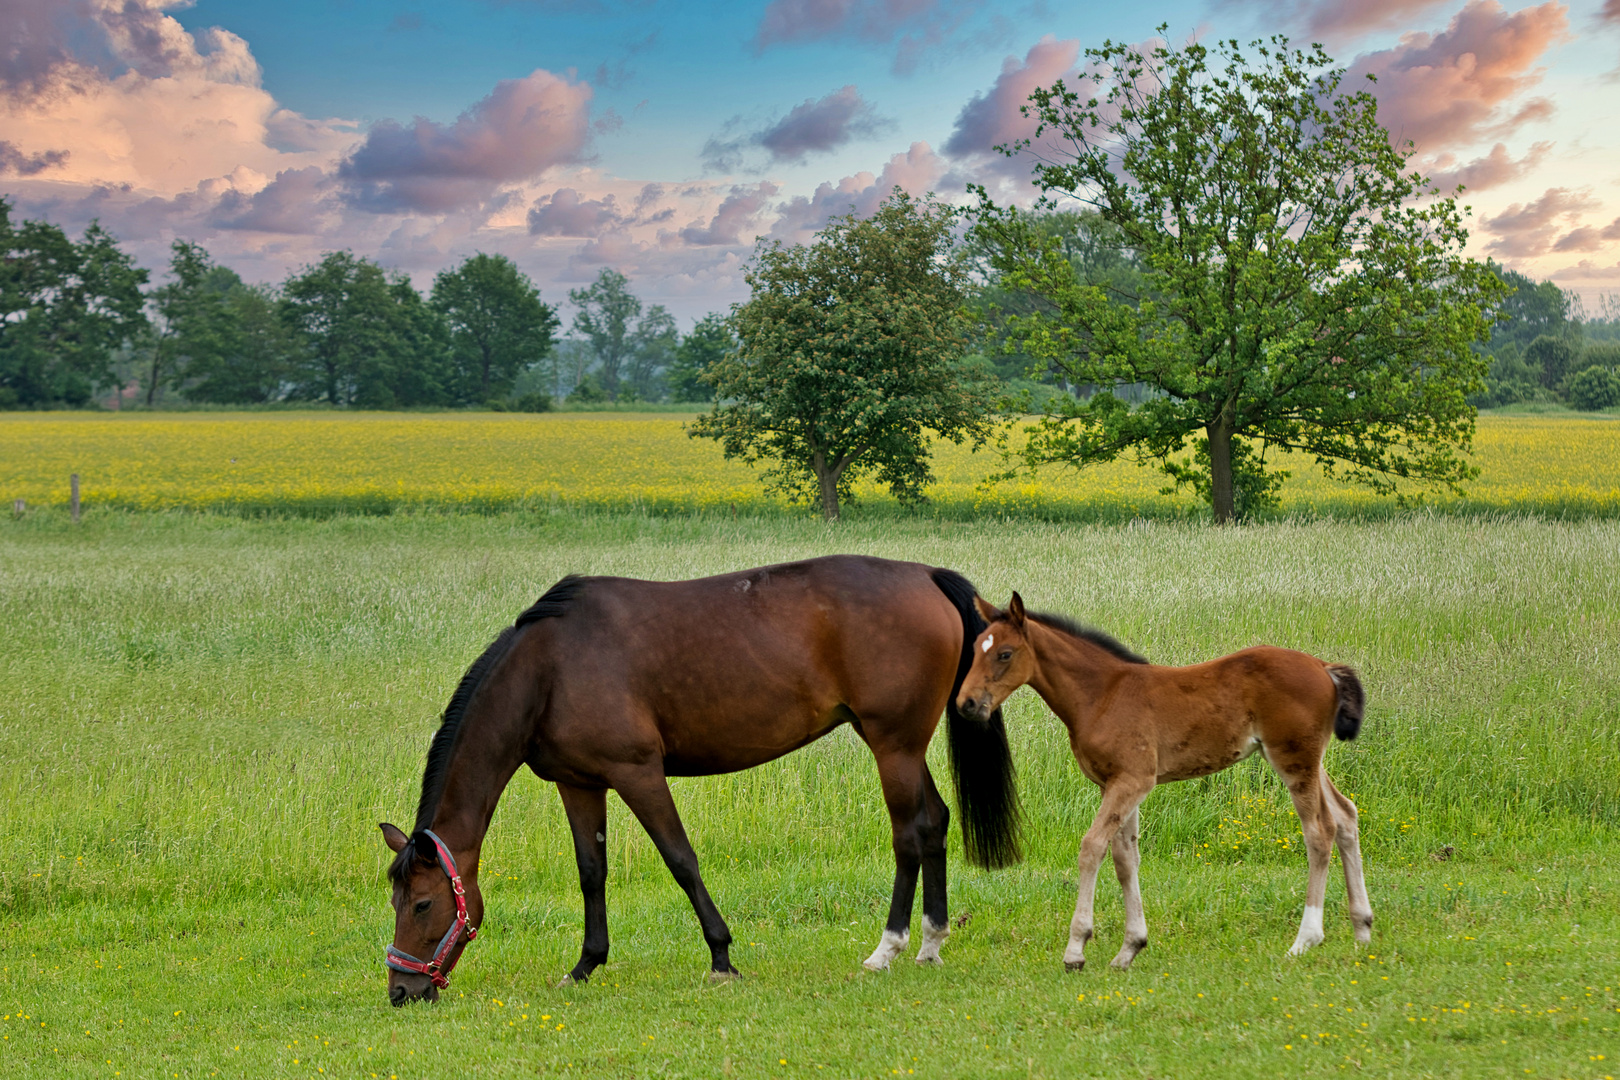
[388,575,585,882]
[1027,611,1148,665]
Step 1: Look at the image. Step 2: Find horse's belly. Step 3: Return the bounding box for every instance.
[1156,734,1263,783]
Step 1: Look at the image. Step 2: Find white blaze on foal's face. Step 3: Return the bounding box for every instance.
[981,634,994,653]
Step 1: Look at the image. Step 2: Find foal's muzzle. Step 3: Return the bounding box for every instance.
[957,693,993,721]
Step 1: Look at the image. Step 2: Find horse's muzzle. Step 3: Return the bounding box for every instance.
[388,975,439,1006]
[958,694,993,722]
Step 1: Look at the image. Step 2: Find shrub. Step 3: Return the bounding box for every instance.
[1565,365,1620,411]
[514,391,552,413]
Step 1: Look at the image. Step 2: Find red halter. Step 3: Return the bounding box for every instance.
[384,830,478,989]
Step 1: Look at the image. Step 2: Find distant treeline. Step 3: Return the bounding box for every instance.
[0,198,732,411]
[5,195,1620,413]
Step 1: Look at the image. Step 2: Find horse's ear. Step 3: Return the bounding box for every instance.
[380,822,409,853]
[973,595,1001,624]
[411,831,440,865]
[1007,592,1027,627]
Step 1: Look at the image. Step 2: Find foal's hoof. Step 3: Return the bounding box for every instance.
[862,958,890,973]
[557,974,585,988]
[706,967,742,984]
[915,955,943,967]
[1064,959,1086,973]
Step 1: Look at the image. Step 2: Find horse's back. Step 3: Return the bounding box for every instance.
[525,555,964,777]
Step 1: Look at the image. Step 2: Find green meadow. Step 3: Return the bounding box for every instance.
[2,509,1617,1078]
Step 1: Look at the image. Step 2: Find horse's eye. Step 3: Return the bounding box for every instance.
[413,899,432,916]
[998,650,1013,662]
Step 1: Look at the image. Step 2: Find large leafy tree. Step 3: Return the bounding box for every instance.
[144,241,241,406]
[280,251,450,408]
[974,34,1504,521]
[0,199,147,408]
[183,283,296,404]
[430,253,558,403]
[691,189,998,520]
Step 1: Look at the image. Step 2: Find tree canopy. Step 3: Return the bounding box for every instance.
[691,190,998,520]
[973,33,1504,521]
[431,253,558,403]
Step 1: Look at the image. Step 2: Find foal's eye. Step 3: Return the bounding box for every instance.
[413,899,432,916]
[997,650,1013,662]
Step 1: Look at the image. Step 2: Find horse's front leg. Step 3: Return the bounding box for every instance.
[1066,780,1152,971]
[614,768,739,979]
[557,783,610,984]
[1108,804,1149,969]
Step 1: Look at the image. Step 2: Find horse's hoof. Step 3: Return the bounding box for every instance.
[707,968,742,984]
[1064,959,1085,973]
[915,955,943,966]
[557,974,581,988]
[862,958,891,973]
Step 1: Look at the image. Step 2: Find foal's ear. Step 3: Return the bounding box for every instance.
[380,822,409,854]
[1007,592,1027,627]
[973,595,1001,624]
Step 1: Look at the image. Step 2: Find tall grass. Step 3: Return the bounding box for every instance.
[4,511,1615,917]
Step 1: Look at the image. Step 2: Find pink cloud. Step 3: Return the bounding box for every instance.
[0,140,68,176]
[943,35,1079,168]
[528,188,625,237]
[1480,187,1599,257]
[340,69,593,214]
[702,85,891,172]
[752,0,941,51]
[1347,1,1570,154]
[211,166,333,234]
[770,141,946,243]
[1424,140,1551,193]
[1550,217,1620,253]
[679,182,780,246]
[1550,258,1620,282]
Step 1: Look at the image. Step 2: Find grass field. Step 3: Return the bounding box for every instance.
[2,509,1617,1078]
[4,410,1620,518]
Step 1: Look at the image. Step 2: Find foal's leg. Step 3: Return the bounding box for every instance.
[862,750,931,971]
[913,765,951,965]
[1107,805,1149,970]
[1283,770,1337,956]
[557,783,610,984]
[1066,780,1152,971]
[614,769,738,978]
[1322,771,1374,944]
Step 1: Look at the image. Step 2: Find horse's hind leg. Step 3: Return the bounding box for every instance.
[614,769,738,979]
[557,783,610,984]
[1107,805,1149,970]
[862,750,927,971]
[913,765,951,965]
[1066,780,1152,971]
[1323,771,1373,944]
[1283,769,1336,956]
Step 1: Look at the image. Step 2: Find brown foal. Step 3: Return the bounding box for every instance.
[957,592,1373,969]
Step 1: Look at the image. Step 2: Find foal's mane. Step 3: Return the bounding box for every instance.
[388,575,585,882]
[1027,611,1148,665]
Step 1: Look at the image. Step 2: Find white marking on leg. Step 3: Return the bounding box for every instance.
[981,635,993,653]
[915,916,948,965]
[1289,904,1325,955]
[595,832,605,843]
[863,928,909,971]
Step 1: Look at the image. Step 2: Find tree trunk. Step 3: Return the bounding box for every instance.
[813,450,841,521]
[1207,413,1236,524]
[146,340,164,407]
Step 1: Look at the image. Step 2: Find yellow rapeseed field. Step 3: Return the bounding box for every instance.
[2,410,1617,517]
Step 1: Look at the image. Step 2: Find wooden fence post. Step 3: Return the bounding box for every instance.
[11,498,22,517]
[71,473,80,523]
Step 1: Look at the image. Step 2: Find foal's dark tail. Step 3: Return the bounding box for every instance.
[931,568,1023,870]
[1326,664,1365,741]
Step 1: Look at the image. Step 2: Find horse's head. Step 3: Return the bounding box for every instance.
[958,592,1034,721]
[380,823,483,1006]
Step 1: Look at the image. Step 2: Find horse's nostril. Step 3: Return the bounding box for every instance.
[389,984,408,1006]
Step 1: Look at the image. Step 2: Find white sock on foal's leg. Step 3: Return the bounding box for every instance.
[1288,904,1325,956]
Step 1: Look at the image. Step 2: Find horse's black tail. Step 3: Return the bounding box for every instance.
[931,568,1023,870]
[1327,664,1365,741]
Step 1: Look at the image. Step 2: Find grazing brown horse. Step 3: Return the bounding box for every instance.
[379,556,1022,1004]
[956,592,1371,970]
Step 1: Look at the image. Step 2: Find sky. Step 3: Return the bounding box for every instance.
[3,0,1619,323]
